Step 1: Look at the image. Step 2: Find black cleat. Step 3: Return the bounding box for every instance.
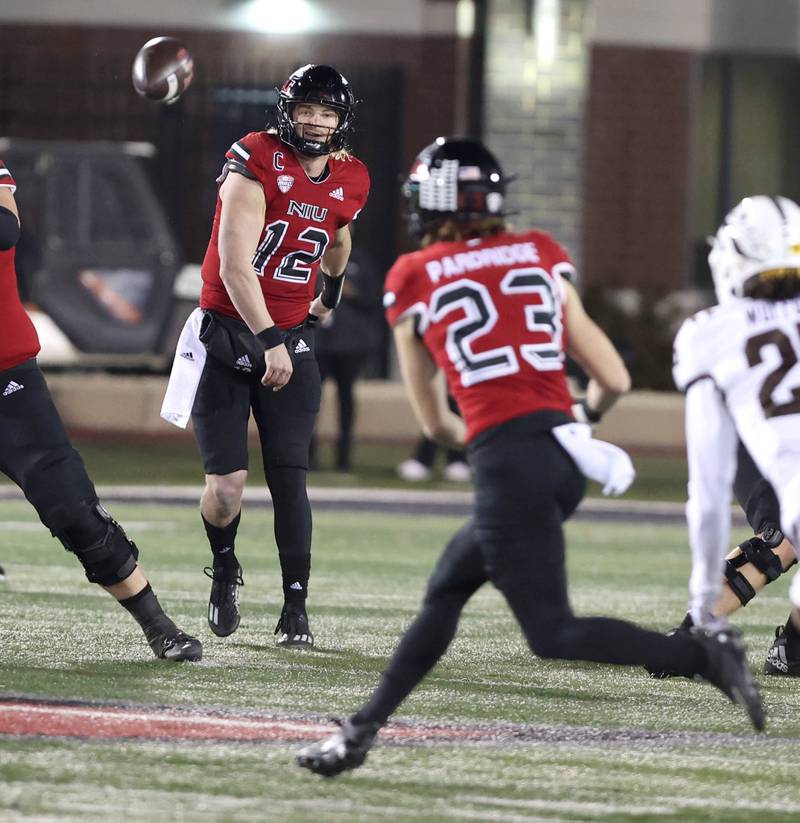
[204,565,243,637]
[149,630,203,662]
[764,625,800,676]
[274,602,314,647]
[645,623,693,679]
[694,627,765,732]
[296,717,380,777]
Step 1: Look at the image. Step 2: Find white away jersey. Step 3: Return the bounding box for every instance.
[674,297,800,623]
[675,297,800,549]
[674,297,800,468]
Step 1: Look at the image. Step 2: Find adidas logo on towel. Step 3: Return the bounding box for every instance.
[2,381,23,397]
[234,354,252,372]
[180,351,194,361]
[294,338,310,354]
[329,186,344,201]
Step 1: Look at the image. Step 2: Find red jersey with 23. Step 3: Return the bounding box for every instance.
[383,229,576,442]
[200,132,370,328]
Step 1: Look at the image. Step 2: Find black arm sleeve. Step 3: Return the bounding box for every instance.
[320,271,345,309]
[0,206,20,250]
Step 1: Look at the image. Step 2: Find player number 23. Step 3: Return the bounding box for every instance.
[429,267,563,387]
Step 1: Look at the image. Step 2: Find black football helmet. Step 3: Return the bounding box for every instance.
[402,137,507,239]
[276,64,356,157]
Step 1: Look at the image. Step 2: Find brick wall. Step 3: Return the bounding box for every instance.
[484,0,589,269]
[582,45,694,290]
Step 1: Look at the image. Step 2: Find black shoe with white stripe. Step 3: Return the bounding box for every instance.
[764,625,800,676]
[149,630,203,662]
[274,602,313,647]
[297,716,380,777]
[204,564,243,637]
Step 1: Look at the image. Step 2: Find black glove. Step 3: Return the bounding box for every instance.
[571,398,602,425]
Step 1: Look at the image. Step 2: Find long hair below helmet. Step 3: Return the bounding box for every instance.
[275,64,356,157]
[402,137,508,241]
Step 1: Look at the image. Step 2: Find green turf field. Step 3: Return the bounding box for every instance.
[1,500,799,821]
[0,434,691,500]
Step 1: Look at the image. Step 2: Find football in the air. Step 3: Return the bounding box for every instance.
[132,36,194,104]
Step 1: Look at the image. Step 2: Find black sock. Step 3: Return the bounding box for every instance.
[785,613,800,656]
[119,583,178,642]
[281,563,309,606]
[202,512,241,572]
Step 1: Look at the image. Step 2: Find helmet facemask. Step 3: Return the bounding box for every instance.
[275,64,356,158]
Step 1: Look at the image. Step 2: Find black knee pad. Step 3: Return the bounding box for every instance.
[725,527,795,607]
[55,501,139,586]
[22,449,138,585]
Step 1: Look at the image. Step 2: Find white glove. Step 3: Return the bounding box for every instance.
[551,422,635,496]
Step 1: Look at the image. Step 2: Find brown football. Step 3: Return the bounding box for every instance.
[132,36,194,104]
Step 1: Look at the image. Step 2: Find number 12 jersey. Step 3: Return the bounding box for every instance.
[200,132,370,329]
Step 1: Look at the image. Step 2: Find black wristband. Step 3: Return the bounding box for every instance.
[255,325,283,350]
[320,271,345,309]
[577,398,602,424]
[0,205,20,251]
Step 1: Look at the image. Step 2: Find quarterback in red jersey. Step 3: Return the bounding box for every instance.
[162,64,369,647]
[297,138,763,776]
[0,161,201,661]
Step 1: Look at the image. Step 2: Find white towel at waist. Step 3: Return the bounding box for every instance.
[551,422,635,496]
[160,307,207,429]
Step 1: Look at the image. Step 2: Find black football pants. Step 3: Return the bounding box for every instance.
[734,440,781,535]
[357,412,707,725]
[192,311,321,594]
[0,359,98,535]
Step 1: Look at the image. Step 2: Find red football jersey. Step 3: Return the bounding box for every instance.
[200,132,370,329]
[0,161,40,372]
[384,229,576,442]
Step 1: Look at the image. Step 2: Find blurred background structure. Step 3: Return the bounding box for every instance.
[3,0,800,451]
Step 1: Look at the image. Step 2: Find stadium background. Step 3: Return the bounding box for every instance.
[4,0,800,400]
[3,4,800,819]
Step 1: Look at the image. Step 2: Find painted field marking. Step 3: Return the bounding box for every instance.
[0,698,766,748]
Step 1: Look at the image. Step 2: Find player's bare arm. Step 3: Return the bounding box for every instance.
[310,225,352,319]
[563,280,631,416]
[392,316,466,449]
[217,172,292,389]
